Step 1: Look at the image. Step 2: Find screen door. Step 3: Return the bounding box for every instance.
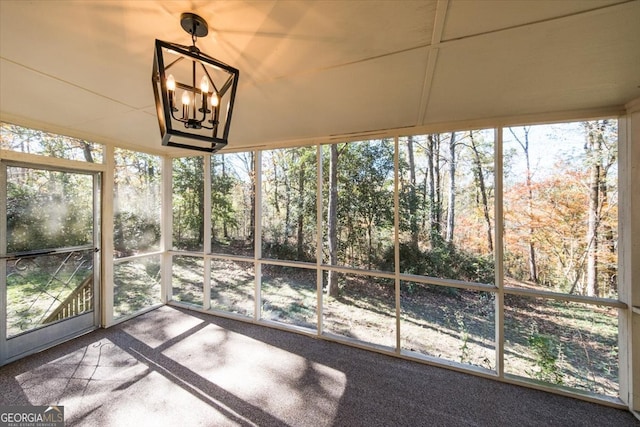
[0,163,100,364]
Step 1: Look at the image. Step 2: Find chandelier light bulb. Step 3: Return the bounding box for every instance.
[200,76,210,93]
[181,91,190,105]
[211,93,219,107]
[167,74,176,91]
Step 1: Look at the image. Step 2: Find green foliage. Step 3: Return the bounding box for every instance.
[6,170,93,252]
[261,146,318,261]
[173,157,205,250]
[211,154,240,240]
[381,241,494,284]
[456,311,471,364]
[114,212,160,256]
[262,239,314,262]
[113,258,161,318]
[114,149,161,257]
[336,140,395,268]
[527,333,565,385]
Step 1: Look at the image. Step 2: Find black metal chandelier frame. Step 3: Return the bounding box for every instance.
[152,13,239,153]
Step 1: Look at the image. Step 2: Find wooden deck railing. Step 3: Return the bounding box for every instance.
[43,275,93,323]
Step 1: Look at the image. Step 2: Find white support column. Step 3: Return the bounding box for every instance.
[394,136,401,354]
[101,145,115,327]
[161,156,173,304]
[620,97,640,415]
[316,145,324,335]
[203,155,212,310]
[494,127,505,378]
[254,151,262,321]
[0,162,8,363]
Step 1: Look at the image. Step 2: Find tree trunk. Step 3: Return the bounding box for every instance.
[427,136,435,234]
[196,157,205,246]
[445,132,457,243]
[407,136,419,248]
[81,141,94,163]
[427,134,441,241]
[469,131,493,252]
[524,133,537,283]
[248,152,256,242]
[434,135,442,237]
[272,154,280,214]
[296,159,305,260]
[600,167,616,295]
[585,121,603,297]
[327,144,339,297]
[509,127,538,283]
[222,158,229,239]
[284,173,291,238]
[367,222,373,270]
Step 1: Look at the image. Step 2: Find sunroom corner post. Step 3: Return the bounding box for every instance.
[621,97,640,416]
[101,145,115,327]
[393,136,401,354]
[494,127,505,378]
[203,155,212,311]
[161,155,173,304]
[316,144,323,335]
[254,150,262,321]
[0,161,7,364]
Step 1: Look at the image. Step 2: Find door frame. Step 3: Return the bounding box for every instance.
[0,161,101,365]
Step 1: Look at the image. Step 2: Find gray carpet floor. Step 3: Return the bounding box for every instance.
[1,305,638,427]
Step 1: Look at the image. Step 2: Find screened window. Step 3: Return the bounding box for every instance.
[398,130,495,283]
[503,121,618,298]
[0,122,103,163]
[211,153,255,256]
[173,157,205,251]
[113,149,162,319]
[261,147,317,262]
[114,149,161,257]
[323,139,395,271]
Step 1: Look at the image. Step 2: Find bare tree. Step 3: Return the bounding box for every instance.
[239,152,256,242]
[327,143,339,296]
[468,131,493,252]
[584,120,609,297]
[509,127,538,283]
[445,132,457,243]
[81,141,94,163]
[407,135,419,247]
[427,134,442,241]
[296,152,305,259]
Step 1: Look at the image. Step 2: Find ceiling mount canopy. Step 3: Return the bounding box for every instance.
[152,12,239,153]
[180,12,209,38]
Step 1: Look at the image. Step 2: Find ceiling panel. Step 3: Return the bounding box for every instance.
[0,1,160,109]
[234,46,430,147]
[196,0,436,87]
[0,58,135,129]
[65,109,160,153]
[441,0,627,41]
[426,1,640,124]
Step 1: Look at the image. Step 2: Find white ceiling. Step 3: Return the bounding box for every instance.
[1,0,639,155]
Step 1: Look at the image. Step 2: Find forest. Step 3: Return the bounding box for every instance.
[171,120,618,300]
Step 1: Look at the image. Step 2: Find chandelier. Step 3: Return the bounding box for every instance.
[152,13,239,153]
